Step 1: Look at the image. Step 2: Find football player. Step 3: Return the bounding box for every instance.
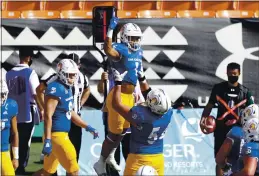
[94,15,144,174]
[215,125,244,175]
[33,59,98,176]
[233,104,259,176]
[36,53,90,163]
[1,79,19,175]
[110,69,173,176]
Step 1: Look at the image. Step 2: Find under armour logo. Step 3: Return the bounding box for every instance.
[215,23,259,84]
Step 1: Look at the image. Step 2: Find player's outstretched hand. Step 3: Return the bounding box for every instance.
[42,139,52,156]
[111,68,127,82]
[85,125,99,139]
[109,17,119,30]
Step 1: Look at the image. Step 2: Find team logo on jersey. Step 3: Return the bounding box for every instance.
[50,87,56,94]
[4,104,9,111]
[132,113,138,119]
[0,121,5,131]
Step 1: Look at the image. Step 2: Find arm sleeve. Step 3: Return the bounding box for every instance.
[208,85,217,105]
[226,127,242,144]
[112,43,125,58]
[29,70,40,95]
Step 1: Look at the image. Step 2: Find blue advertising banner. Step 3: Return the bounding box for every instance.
[57,108,217,175]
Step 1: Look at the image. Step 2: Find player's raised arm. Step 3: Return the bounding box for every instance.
[111,68,138,127]
[137,70,151,100]
[104,17,120,60]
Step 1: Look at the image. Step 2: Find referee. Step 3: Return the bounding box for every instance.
[6,47,41,175]
[36,54,90,164]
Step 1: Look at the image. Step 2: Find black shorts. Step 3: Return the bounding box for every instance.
[214,132,227,158]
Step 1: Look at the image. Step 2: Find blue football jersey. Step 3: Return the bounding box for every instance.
[129,105,173,154]
[1,98,18,152]
[238,142,259,174]
[226,126,245,172]
[45,80,73,132]
[111,43,143,86]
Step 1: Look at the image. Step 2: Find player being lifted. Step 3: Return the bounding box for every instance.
[94,15,144,175]
[111,69,173,175]
[233,104,259,176]
[1,80,19,175]
[33,59,98,176]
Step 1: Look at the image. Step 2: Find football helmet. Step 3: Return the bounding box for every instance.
[136,165,158,176]
[241,104,259,142]
[56,59,78,86]
[0,79,9,106]
[147,88,171,115]
[120,23,142,51]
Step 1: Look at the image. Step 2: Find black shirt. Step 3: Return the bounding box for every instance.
[208,81,253,133]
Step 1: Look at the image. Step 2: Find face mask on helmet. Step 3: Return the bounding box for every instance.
[127,36,142,51]
[120,23,142,52]
[146,89,171,115]
[0,80,9,106]
[56,59,79,86]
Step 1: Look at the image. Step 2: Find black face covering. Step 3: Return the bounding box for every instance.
[228,75,239,84]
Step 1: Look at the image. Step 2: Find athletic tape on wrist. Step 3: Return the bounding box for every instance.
[12,147,19,159]
[107,29,113,38]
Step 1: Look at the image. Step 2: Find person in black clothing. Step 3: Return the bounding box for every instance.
[200,62,254,176]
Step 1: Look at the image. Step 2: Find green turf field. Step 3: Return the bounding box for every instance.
[24,142,43,175]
